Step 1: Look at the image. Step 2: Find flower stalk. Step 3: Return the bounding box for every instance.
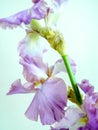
[62,54,83,105]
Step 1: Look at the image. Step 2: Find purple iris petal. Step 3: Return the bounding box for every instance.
[25,77,67,125]
[7,79,37,95]
[18,34,49,58]
[78,79,94,95]
[20,56,48,81]
[52,106,85,130]
[0,0,67,29]
[53,56,76,75]
[0,7,34,29]
[81,93,98,129]
[25,91,40,121]
[0,1,49,29]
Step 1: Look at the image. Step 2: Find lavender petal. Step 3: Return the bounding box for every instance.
[7,79,37,95]
[25,77,67,125]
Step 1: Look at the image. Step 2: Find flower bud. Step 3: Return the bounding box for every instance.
[41,28,66,55]
[30,20,66,55]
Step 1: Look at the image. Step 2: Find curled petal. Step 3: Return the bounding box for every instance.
[53,56,76,75]
[20,56,48,82]
[0,0,67,29]
[0,2,49,29]
[78,79,94,95]
[32,0,51,18]
[7,79,37,95]
[18,33,50,82]
[25,77,67,125]
[52,59,66,75]
[0,7,33,29]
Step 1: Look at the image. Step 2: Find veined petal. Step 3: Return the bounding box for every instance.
[7,79,37,95]
[20,56,48,82]
[0,7,33,29]
[25,86,55,124]
[25,92,39,121]
[0,2,49,29]
[25,77,67,125]
[40,77,67,124]
[42,77,67,108]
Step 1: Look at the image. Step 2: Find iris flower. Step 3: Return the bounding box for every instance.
[7,50,68,125]
[6,26,77,124]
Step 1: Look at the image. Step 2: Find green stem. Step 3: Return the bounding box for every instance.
[62,54,82,105]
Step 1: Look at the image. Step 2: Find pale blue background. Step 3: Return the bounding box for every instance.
[0,0,98,130]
